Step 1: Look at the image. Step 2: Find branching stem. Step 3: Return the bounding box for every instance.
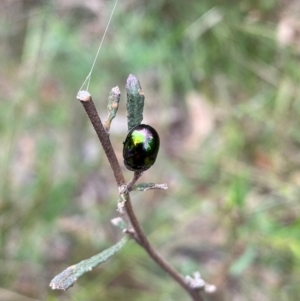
[77,91,204,301]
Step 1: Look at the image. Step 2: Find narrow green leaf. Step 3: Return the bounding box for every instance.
[126,74,145,131]
[49,237,128,291]
[229,246,256,276]
[226,175,249,208]
[133,182,168,191]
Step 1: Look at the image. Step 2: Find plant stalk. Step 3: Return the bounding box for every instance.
[77,91,204,301]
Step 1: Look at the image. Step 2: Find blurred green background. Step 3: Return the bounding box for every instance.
[1,0,300,300]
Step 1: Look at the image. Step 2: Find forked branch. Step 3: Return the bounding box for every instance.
[76,90,204,301]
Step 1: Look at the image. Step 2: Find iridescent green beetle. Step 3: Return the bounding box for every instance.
[123,124,160,172]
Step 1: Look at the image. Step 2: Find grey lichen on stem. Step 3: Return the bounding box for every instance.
[76,90,204,301]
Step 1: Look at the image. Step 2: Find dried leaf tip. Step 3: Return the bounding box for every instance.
[111,86,121,96]
[126,74,139,89]
[77,90,92,102]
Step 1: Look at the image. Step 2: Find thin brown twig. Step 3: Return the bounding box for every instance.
[76,91,204,301]
[119,171,143,194]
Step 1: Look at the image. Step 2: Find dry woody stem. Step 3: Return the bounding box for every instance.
[76,90,204,301]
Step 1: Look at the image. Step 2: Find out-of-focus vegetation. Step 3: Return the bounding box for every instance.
[1,0,300,300]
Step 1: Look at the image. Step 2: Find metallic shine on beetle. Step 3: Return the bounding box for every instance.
[123,124,160,172]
